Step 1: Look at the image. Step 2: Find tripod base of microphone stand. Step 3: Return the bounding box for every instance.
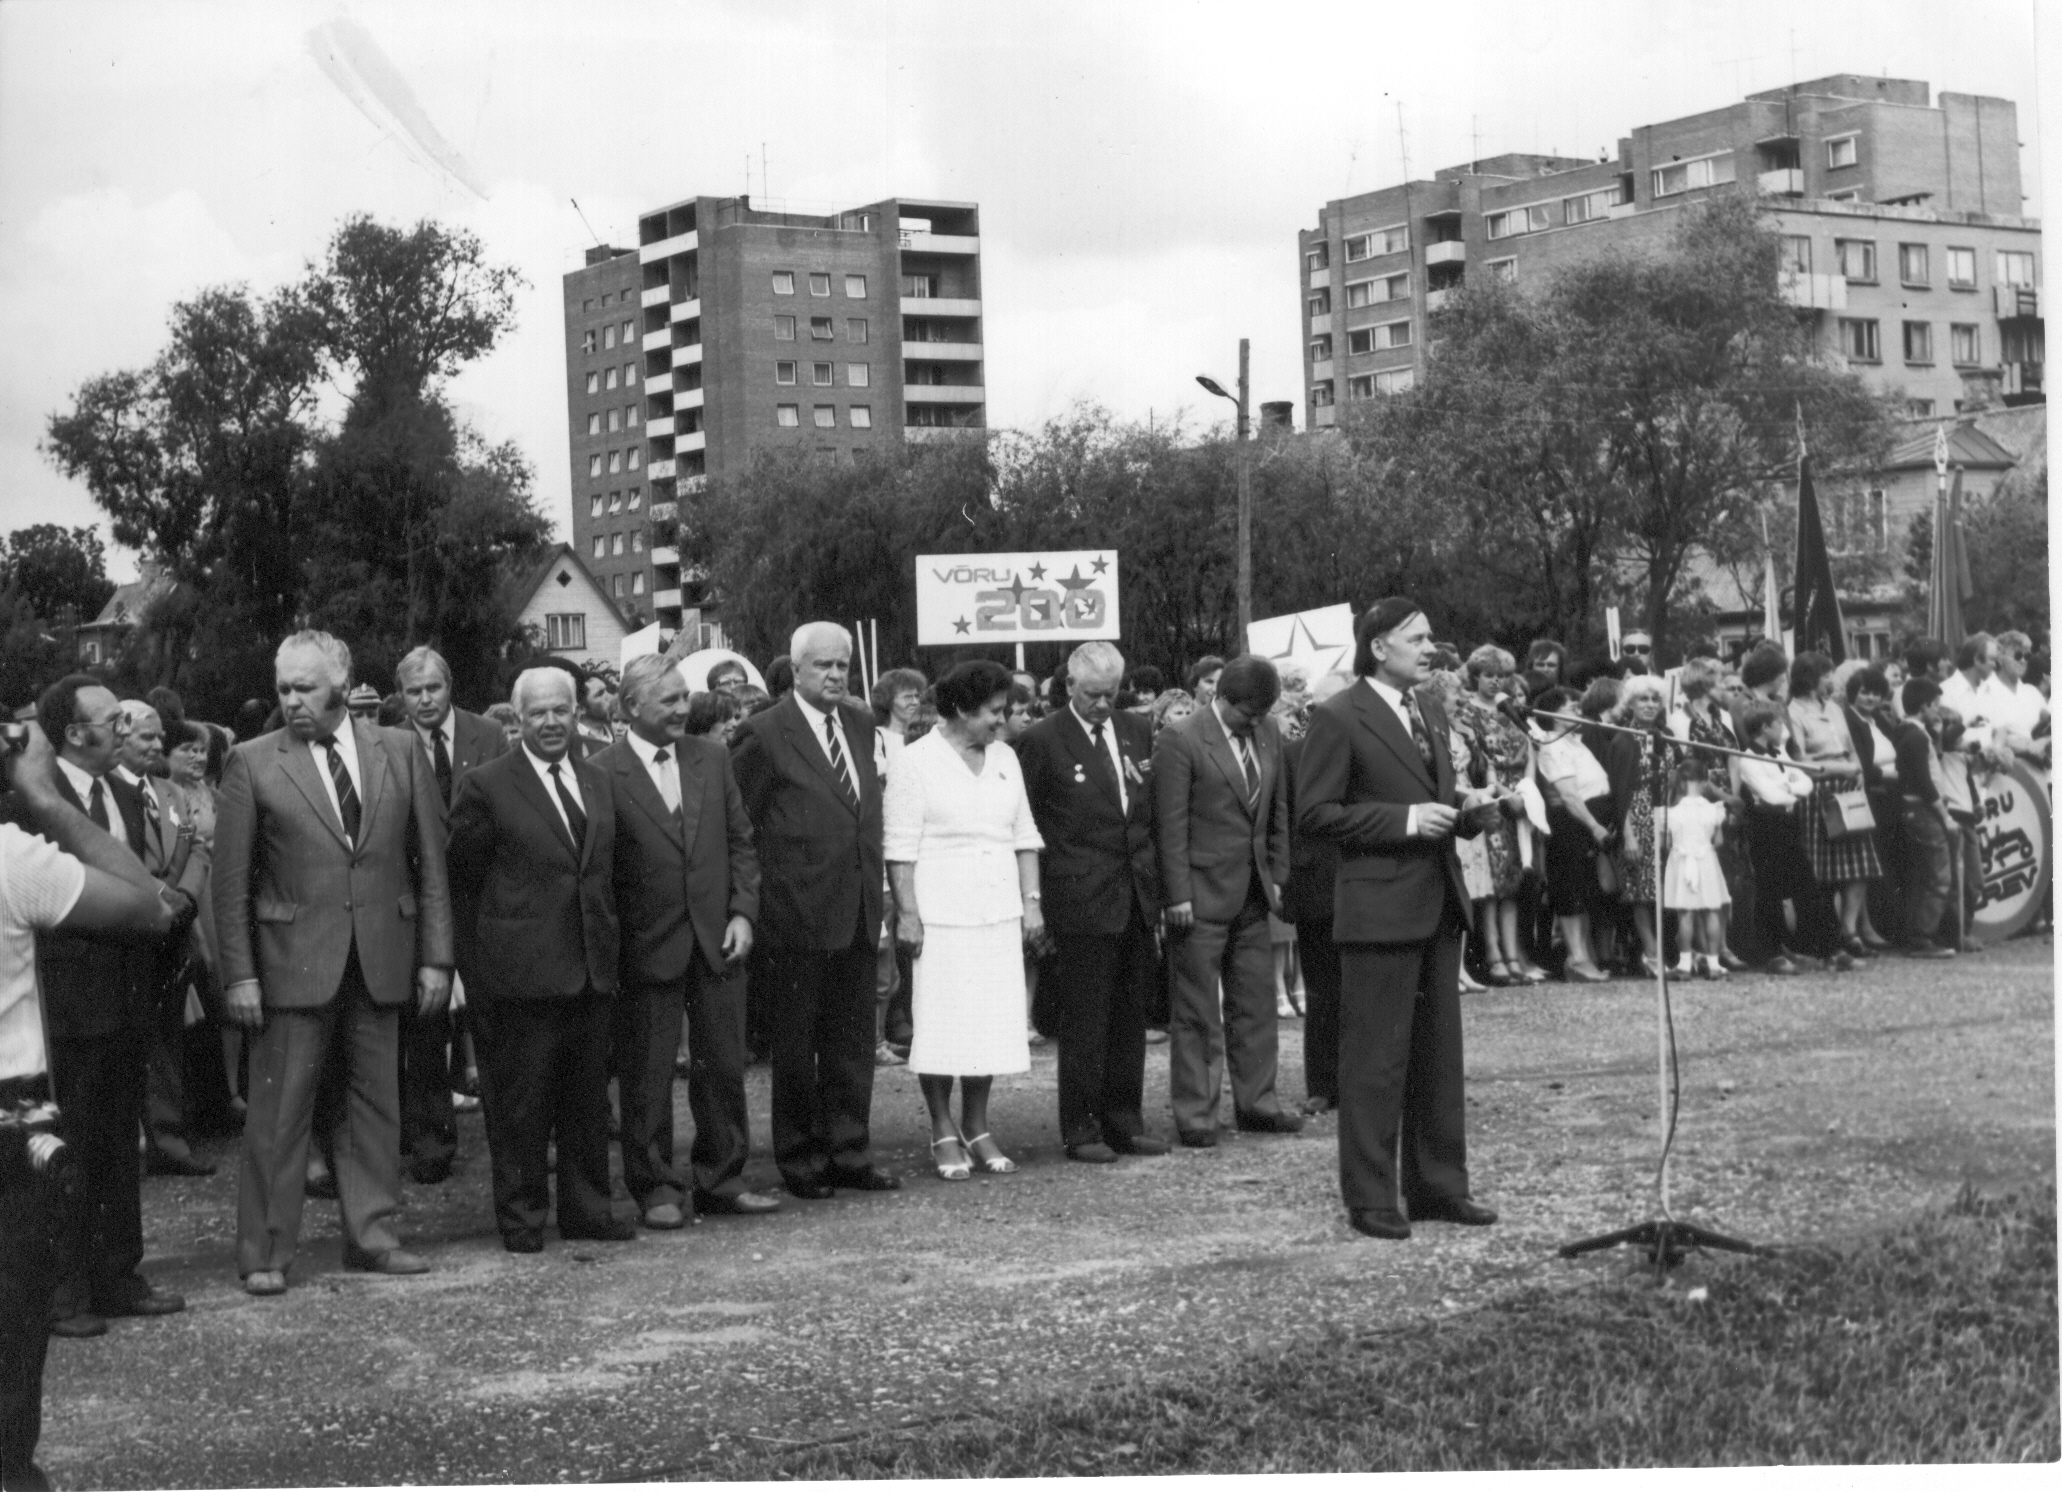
[1559,1216,1762,1270]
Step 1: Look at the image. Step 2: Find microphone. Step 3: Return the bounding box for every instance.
[1495,697,1533,729]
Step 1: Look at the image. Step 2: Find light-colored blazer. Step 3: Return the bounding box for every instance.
[211,718,454,1009]
[1152,704,1288,925]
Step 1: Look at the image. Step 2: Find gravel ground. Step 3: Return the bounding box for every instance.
[38,938,2054,1487]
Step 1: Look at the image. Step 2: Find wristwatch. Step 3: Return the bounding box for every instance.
[1024,891,1042,901]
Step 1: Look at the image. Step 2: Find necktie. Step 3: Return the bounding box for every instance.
[140,785,163,864]
[87,777,107,834]
[653,747,681,816]
[1090,722,1127,813]
[1234,734,1261,813]
[824,717,859,810]
[315,734,362,844]
[431,728,452,804]
[1404,694,1436,772]
[548,761,588,848]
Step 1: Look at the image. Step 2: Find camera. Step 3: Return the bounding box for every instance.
[0,1098,70,1187]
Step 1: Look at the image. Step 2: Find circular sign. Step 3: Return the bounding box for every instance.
[1969,762,2051,945]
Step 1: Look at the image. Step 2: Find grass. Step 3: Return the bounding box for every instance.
[747,1187,2058,1476]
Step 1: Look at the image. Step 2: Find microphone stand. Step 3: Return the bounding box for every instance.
[1519,705,1763,1270]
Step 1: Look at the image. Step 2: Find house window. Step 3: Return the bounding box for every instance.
[1838,317,1880,361]
[627,448,641,470]
[1309,335,1332,361]
[812,362,833,386]
[608,409,621,432]
[809,317,834,339]
[605,367,619,390]
[1486,204,1553,239]
[850,405,872,428]
[1345,273,1410,308]
[775,360,797,384]
[1997,251,2037,287]
[609,450,623,473]
[1348,375,1373,398]
[848,362,869,388]
[1563,185,1626,224]
[1344,225,1409,260]
[1488,258,1517,283]
[587,414,601,436]
[1307,289,1331,317]
[1824,189,1859,203]
[1909,399,1937,418]
[813,405,836,428]
[626,404,639,426]
[1781,236,1812,275]
[591,536,605,559]
[1374,369,1414,395]
[808,273,831,297]
[632,530,644,553]
[586,372,599,395]
[608,491,622,512]
[625,362,638,384]
[1650,153,1737,197]
[1898,244,1930,286]
[612,533,625,556]
[774,315,796,341]
[848,317,869,343]
[772,272,795,295]
[1304,245,1329,272]
[589,495,603,518]
[632,573,645,595]
[582,298,595,313]
[582,330,596,354]
[1947,247,1977,287]
[1311,382,1334,408]
[1349,321,1411,353]
[902,273,938,297]
[1902,321,1932,363]
[588,454,602,477]
[627,484,641,505]
[776,404,799,427]
[612,574,625,598]
[546,614,586,651]
[1826,134,1858,169]
[1835,239,1877,282]
[1950,323,1981,365]
[845,275,867,298]
[604,324,617,349]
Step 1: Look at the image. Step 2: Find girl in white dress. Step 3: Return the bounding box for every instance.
[884,661,1048,1180]
[1663,766,1732,978]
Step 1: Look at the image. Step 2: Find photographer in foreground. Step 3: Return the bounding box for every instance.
[1,719,178,1492]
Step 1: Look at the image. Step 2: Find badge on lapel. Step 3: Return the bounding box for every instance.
[1072,763,1088,784]
[1123,757,1146,787]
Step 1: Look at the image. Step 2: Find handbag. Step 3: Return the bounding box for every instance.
[1820,786,1876,840]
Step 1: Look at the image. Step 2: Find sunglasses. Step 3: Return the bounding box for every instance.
[1622,644,1651,656]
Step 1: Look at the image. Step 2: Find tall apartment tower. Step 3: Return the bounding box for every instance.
[563,195,984,640]
[1300,76,2040,427]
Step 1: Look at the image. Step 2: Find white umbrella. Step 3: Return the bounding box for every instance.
[676,648,766,694]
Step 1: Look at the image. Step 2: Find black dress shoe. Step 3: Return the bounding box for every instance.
[559,1217,638,1242]
[1236,1110,1305,1134]
[503,1231,544,1254]
[1105,1133,1170,1156]
[409,1157,453,1186]
[1301,1094,1338,1115]
[1065,1141,1118,1164]
[695,1190,783,1215]
[1408,1194,1498,1226]
[1348,1209,1411,1241]
[342,1246,431,1275]
[145,1149,216,1178]
[94,1283,185,1317]
[1177,1129,1219,1149]
[827,1166,901,1192]
[786,1178,837,1200]
[49,1312,108,1339]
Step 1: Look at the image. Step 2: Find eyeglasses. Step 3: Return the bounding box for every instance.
[1622,644,1651,656]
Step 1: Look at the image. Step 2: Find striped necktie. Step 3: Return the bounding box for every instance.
[314,734,362,844]
[1233,734,1261,813]
[824,716,859,810]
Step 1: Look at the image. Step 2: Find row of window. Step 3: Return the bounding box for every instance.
[591,530,647,559]
[1837,318,1994,366]
[589,490,644,518]
[585,405,641,436]
[1308,320,1414,361]
[776,315,868,343]
[773,272,868,299]
[776,404,873,429]
[585,363,639,395]
[1308,367,1417,405]
[581,320,638,355]
[579,289,632,312]
[588,448,643,478]
[776,361,869,387]
[1796,238,2036,290]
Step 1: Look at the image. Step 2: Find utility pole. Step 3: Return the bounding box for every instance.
[1236,337,1252,645]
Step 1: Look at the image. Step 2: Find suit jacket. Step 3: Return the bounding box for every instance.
[1153,704,1288,924]
[122,772,212,905]
[1279,734,1339,927]
[730,694,883,951]
[593,735,760,984]
[1294,678,1477,945]
[1015,708,1161,938]
[416,708,510,812]
[446,748,620,1001]
[211,720,455,1009]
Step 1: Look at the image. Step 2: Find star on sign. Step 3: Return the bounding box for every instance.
[1091,555,1109,575]
[1027,561,1046,581]
[1057,565,1093,591]
[953,616,971,635]
[1004,573,1030,607]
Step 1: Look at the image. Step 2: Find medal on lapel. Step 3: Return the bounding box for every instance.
[1073,763,1087,784]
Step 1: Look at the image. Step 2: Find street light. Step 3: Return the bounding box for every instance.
[1196,336,1252,645]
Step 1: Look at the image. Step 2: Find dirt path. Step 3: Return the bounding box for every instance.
[40,940,2054,1487]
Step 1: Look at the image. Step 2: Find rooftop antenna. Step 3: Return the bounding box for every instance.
[569,198,604,248]
[1472,114,1479,171]
[762,141,769,207]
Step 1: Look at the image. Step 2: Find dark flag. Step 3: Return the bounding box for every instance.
[1791,451,1846,661]
[1928,466,1974,651]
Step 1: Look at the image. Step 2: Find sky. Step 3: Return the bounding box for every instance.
[0,0,2047,582]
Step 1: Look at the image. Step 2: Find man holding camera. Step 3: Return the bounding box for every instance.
[2,717,178,1492]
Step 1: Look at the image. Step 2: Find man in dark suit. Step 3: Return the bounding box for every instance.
[447,668,630,1253]
[1281,673,1351,1115]
[1154,654,1300,1145]
[1295,600,1499,1241]
[1016,641,1169,1163]
[730,622,899,1199]
[394,645,508,1184]
[593,655,772,1230]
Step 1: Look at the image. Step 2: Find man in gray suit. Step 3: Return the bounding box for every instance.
[213,630,455,1296]
[1154,654,1302,1146]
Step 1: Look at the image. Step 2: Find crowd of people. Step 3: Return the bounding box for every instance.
[0,603,2049,1490]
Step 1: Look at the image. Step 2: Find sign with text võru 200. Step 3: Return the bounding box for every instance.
[914,551,1120,646]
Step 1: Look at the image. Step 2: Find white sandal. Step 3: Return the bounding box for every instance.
[964,1132,1017,1175]
[930,1135,972,1181]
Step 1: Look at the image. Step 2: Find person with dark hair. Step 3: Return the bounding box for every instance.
[1154,654,1298,1146]
[1890,680,1957,958]
[1186,656,1226,708]
[684,690,741,744]
[764,655,795,702]
[1735,701,1815,974]
[871,669,928,738]
[484,701,520,744]
[1526,639,1567,684]
[885,660,1044,1178]
[1281,672,1351,1111]
[1844,666,1903,950]
[234,698,271,743]
[146,686,186,739]
[1297,600,1497,1241]
[1126,665,1165,711]
[1788,651,1879,964]
[705,659,749,700]
[1529,685,1612,981]
[1001,679,1037,746]
[1903,637,1952,686]
[1453,646,1541,985]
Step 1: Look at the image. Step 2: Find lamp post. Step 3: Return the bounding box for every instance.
[1196,336,1252,645]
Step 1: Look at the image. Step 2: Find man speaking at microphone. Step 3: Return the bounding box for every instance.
[1294,599,1500,1241]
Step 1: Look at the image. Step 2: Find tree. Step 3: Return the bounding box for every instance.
[1903,463,2050,644]
[0,525,114,625]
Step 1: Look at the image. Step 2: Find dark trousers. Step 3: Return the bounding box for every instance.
[48,1029,147,1315]
[397,1002,457,1171]
[1336,911,1470,1216]
[1,1078,59,1491]
[143,969,197,1165]
[1745,806,1808,958]
[615,966,752,1209]
[1167,879,1283,1133]
[1050,905,1157,1148]
[1299,919,1341,1104]
[474,993,615,1239]
[757,937,878,1188]
[1899,801,1952,943]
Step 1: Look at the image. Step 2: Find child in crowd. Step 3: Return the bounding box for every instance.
[1890,679,1958,958]
[1735,701,1818,975]
[1663,763,1731,977]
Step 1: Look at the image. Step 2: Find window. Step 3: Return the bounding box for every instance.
[1488,258,1517,283]
[608,491,622,513]
[1863,489,1887,551]
[1348,375,1373,398]
[848,317,869,343]
[604,324,617,349]
[1374,369,1414,395]
[850,405,872,428]
[1947,247,1977,287]
[1997,251,2036,287]
[813,405,835,428]
[599,292,612,307]
[585,372,599,395]
[632,530,644,553]
[587,414,601,436]
[1563,185,1626,224]
[776,404,799,427]
[1898,244,1930,286]
[774,315,796,341]
[625,362,638,384]
[582,330,596,354]
[1307,289,1331,317]
[546,614,586,651]
[1309,335,1332,361]
[809,317,834,339]
[612,533,625,556]
[1345,225,1409,260]
[609,450,623,473]
[590,535,605,559]
[1908,399,1937,418]
[775,360,797,385]
[811,362,833,386]
[1781,235,1812,274]
[1835,239,1877,282]
[807,273,831,297]
[608,409,621,432]
[612,574,625,598]
[845,274,867,298]
[1824,189,1859,203]
[1304,245,1329,272]
[1950,323,1981,365]
[1826,134,1858,169]
[626,404,639,426]
[1902,321,1932,363]
[1485,204,1552,239]
[588,453,602,477]
[1345,272,1410,309]
[772,272,795,295]
[848,362,869,388]
[604,367,618,391]
[1838,317,1880,361]
[627,448,641,470]
[1650,152,1736,197]
[632,573,645,595]
[1348,320,1411,354]
[589,495,603,518]
[1311,383,1334,407]
[582,298,595,312]
[627,480,641,501]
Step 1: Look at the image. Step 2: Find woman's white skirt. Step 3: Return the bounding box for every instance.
[907,919,1032,1077]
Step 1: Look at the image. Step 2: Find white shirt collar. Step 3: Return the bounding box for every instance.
[55,755,102,806]
[625,729,672,766]
[792,692,835,731]
[1069,703,1114,740]
[111,765,143,788]
[414,711,455,749]
[1364,675,1409,715]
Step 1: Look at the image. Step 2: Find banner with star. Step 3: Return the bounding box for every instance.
[915,550,1121,646]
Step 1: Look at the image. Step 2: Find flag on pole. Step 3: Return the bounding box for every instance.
[1758,510,1782,645]
[1791,450,1847,661]
[1928,466,1974,650]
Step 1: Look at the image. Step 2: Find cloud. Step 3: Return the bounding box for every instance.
[307,16,489,200]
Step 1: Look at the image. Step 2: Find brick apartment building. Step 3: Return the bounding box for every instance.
[562,195,984,640]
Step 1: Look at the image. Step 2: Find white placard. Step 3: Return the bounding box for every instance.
[1248,603,1356,681]
[620,622,665,670]
[914,550,1120,647]
[1605,605,1622,661]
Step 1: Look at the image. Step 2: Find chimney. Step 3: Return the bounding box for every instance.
[1259,401,1295,433]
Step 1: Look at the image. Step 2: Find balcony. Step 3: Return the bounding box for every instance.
[2002,361,2044,401]
[649,502,678,522]
[1310,268,1330,291]
[639,230,697,264]
[900,296,981,318]
[671,342,703,368]
[651,546,680,567]
[904,425,978,443]
[670,297,702,323]
[642,326,671,353]
[678,430,706,453]
[680,474,707,494]
[1780,271,1847,311]
[899,231,979,255]
[1995,285,2041,320]
[1312,404,1337,429]
[675,387,705,411]
[1425,288,1455,312]
[648,459,675,481]
[1424,241,1466,266]
[646,415,674,439]
[1758,168,1806,196]
[1311,359,1335,382]
[652,587,683,612]
[904,384,986,404]
[641,284,670,309]
[902,340,983,362]
[1309,312,1332,336]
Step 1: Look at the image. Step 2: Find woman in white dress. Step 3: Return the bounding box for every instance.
[885,660,1048,1180]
